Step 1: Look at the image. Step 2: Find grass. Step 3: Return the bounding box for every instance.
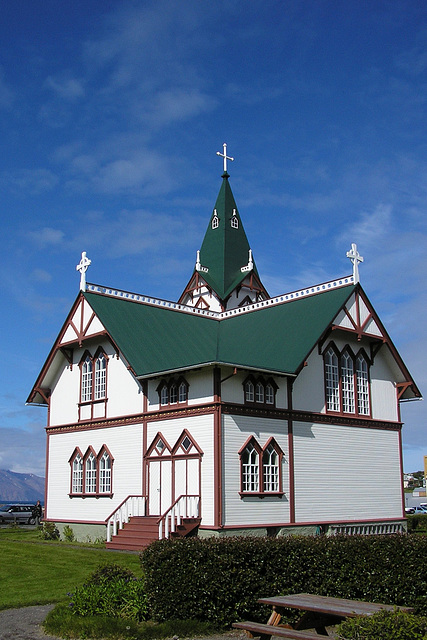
[0,527,215,639]
[0,527,141,610]
[44,604,214,640]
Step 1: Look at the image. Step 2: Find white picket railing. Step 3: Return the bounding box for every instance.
[106,495,146,542]
[158,495,200,540]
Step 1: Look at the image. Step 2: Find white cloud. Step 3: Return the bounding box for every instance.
[27,227,65,248]
[31,269,52,283]
[44,75,85,100]
[144,88,217,126]
[0,424,46,477]
[1,169,58,194]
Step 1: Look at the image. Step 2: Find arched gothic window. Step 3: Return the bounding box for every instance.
[239,438,283,495]
[94,353,106,400]
[324,344,371,417]
[72,453,83,494]
[157,378,189,406]
[241,442,260,492]
[243,376,277,407]
[99,450,112,494]
[325,347,340,412]
[85,452,97,493]
[356,353,370,415]
[81,355,93,402]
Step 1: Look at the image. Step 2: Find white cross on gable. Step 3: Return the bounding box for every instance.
[346,243,364,284]
[76,251,91,291]
[216,143,234,173]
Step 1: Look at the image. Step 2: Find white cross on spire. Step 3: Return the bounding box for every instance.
[346,243,364,284]
[76,251,91,291]
[216,143,234,173]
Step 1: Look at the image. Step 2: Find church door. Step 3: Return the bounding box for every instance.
[146,431,202,516]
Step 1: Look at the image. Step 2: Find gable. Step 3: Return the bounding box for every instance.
[332,290,383,339]
[60,297,106,345]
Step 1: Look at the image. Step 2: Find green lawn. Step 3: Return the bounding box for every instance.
[0,528,141,610]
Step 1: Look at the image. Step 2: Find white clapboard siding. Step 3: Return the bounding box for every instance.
[222,414,290,526]
[46,423,143,522]
[49,343,143,426]
[293,422,402,523]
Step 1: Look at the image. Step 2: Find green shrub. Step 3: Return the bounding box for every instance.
[337,609,427,639]
[140,534,427,627]
[62,525,75,542]
[406,514,427,533]
[68,563,149,621]
[39,521,60,540]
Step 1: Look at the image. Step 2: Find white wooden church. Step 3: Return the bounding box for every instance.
[28,146,421,548]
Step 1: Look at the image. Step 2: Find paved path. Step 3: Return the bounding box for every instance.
[0,605,244,640]
[0,605,59,640]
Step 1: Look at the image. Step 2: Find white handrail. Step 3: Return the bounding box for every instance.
[106,495,146,542]
[158,495,199,540]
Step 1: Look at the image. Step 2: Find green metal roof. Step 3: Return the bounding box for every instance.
[198,174,262,300]
[84,284,355,377]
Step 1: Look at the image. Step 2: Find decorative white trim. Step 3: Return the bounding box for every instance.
[241,249,254,273]
[87,274,354,320]
[195,250,209,273]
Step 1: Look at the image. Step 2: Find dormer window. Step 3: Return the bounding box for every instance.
[231,209,239,228]
[212,210,219,229]
[157,377,189,406]
[243,376,277,407]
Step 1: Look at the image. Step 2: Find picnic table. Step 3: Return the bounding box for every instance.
[232,593,414,639]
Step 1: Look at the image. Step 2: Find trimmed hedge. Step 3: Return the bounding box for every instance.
[140,534,427,627]
[336,609,427,640]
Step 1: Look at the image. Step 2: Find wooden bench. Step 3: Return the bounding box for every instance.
[232,621,324,640]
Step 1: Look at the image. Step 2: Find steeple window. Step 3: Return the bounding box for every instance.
[212,210,219,229]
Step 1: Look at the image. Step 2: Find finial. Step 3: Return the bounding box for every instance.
[346,243,363,284]
[241,249,254,273]
[216,143,234,174]
[76,251,91,291]
[195,250,209,273]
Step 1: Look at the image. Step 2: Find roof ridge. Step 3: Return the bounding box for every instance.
[86,274,355,319]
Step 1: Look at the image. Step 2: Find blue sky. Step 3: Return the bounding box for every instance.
[1,0,426,476]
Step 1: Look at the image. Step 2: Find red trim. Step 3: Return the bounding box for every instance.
[146,432,172,457]
[287,380,295,523]
[213,367,222,528]
[44,431,50,520]
[398,424,406,516]
[142,380,148,497]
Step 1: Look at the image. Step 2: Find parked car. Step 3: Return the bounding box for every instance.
[410,506,427,515]
[0,504,36,524]
[405,507,415,514]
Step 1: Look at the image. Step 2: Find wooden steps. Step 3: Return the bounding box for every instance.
[106,515,200,551]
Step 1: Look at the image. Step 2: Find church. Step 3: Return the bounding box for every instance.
[27,145,421,548]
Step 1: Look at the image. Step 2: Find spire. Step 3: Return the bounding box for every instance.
[179,147,269,311]
[195,167,271,311]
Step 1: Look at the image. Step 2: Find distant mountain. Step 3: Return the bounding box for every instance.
[0,469,45,503]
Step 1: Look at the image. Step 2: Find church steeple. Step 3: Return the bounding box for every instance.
[179,147,269,312]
